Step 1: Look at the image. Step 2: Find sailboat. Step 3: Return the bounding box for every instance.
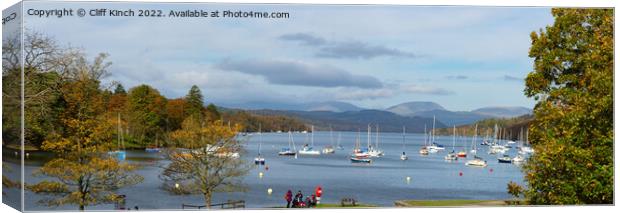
[145,133,162,153]
[470,124,478,154]
[279,131,297,156]
[520,128,534,154]
[109,113,126,161]
[400,126,408,161]
[465,155,488,167]
[480,129,491,146]
[419,125,429,155]
[254,124,266,165]
[322,127,335,154]
[498,154,512,163]
[445,125,458,161]
[368,125,384,157]
[489,124,508,154]
[336,133,344,150]
[351,129,371,163]
[299,125,320,155]
[427,116,445,152]
[512,127,526,163]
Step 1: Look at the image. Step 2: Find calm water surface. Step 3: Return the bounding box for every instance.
[3,131,527,210]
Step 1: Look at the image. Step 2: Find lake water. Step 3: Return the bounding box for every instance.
[3,131,527,210]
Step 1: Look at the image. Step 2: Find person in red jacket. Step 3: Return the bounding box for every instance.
[285,190,293,208]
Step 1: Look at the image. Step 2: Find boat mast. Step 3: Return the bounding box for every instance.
[452,125,456,152]
[367,124,371,149]
[402,126,406,149]
[423,124,427,146]
[472,124,478,150]
[311,125,314,147]
[376,124,379,149]
[330,126,334,147]
[258,124,262,155]
[432,116,436,144]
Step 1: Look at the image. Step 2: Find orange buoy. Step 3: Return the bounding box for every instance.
[459,172,463,176]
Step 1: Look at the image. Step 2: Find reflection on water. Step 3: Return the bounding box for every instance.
[3,131,527,210]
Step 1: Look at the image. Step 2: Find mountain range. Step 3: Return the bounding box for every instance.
[219,101,531,131]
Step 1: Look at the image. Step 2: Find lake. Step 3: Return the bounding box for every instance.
[2,131,527,210]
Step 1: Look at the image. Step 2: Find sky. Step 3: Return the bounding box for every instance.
[16,2,555,111]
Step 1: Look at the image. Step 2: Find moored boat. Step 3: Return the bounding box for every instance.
[465,156,488,167]
[498,154,512,163]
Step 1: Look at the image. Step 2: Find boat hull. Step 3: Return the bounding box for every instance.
[350,157,372,163]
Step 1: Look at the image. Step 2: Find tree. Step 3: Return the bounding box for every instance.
[185,85,205,119]
[518,8,613,204]
[114,83,126,95]
[126,84,167,145]
[27,52,143,210]
[160,117,249,208]
[165,98,187,131]
[2,32,70,148]
[205,103,221,121]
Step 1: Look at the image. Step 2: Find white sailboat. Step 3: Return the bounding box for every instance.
[279,131,297,156]
[489,124,508,154]
[419,125,429,155]
[470,124,478,154]
[520,128,535,154]
[336,133,344,150]
[445,125,458,161]
[368,124,384,157]
[351,129,371,163]
[427,116,445,152]
[254,124,266,165]
[466,155,488,167]
[400,126,408,161]
[322,127,335,154]
[299,125,320,155]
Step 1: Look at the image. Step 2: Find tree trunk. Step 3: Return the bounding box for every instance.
[79,204,85,211]
[204,191,212,209]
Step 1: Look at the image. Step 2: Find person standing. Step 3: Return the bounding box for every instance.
[285,190,293,208]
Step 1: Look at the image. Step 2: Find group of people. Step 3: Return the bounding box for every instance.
[284,190,318,208]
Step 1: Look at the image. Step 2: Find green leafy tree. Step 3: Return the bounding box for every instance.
[114,84,126,95]
[185,85,205,119]
[126,84,167,145]
[518,8,613,204]
[205,103,221,121]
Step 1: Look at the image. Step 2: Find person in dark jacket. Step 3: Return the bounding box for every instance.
[285,190,293,208]
[293,190,303,208]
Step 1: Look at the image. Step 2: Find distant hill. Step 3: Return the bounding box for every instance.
[472,107,532,118]
[411,109,494,127]
[250,109,446,133]
[386,101,531,126]
[386,101,445,116]
[221,101,364,112]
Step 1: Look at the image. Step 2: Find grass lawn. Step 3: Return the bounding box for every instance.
[315,203,377,208]
[397,200,508,207]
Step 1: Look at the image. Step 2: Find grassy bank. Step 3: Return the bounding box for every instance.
[315,203,376,208]
[395,200,509,207]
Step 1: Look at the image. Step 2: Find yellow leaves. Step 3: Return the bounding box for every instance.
[31,156,143,208]
[27,181,69,194]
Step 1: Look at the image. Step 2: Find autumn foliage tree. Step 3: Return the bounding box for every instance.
[517,8,613,204]
[27,52,143,210]
[160,117,249,208]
